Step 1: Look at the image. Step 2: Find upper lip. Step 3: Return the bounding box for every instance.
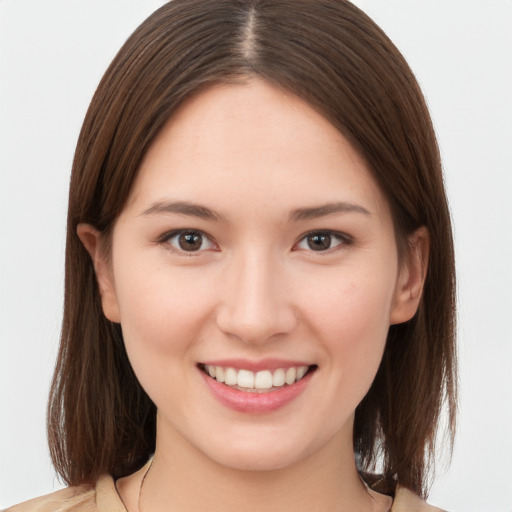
[200,358,313,372]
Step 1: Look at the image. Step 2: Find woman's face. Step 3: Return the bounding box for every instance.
[84,79,423,472]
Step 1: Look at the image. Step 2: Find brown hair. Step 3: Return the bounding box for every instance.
[48,0,457,497]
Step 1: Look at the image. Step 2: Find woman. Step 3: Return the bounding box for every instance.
[6,0,456,510]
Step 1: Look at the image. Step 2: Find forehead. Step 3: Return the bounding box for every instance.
[125,79,389,219]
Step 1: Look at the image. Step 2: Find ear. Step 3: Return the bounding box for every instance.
[390,227,429,325]
[76,224,121,323]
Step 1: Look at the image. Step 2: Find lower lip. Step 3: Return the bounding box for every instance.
[201,369,313,413]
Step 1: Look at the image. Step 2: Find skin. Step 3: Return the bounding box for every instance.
[79,79,428,511]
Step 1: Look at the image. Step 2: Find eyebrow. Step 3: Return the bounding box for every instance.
[141,201,225,221]
[141,200,371,223]
[289,202,371,222]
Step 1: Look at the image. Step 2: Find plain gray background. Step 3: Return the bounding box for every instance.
[1,1,511,510]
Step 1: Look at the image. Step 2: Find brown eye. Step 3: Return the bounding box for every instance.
[295,231,351,252]
[307,233,332,251]
[164,230,215,253]
[178,232,203,251]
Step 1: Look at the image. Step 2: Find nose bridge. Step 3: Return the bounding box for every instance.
[216,245,296,344]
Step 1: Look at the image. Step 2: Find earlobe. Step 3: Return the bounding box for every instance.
[76,224,121,323]
[390,227,429,325]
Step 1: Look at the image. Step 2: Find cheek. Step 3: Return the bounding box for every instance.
[299,265,395,377]
[112,260,215,363]
[111,263,220,421]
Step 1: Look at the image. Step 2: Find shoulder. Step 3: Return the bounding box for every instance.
[3,474,125,512]
[3,486,95,512]
[392,486,448,512]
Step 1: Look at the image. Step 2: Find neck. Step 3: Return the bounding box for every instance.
[139,420,374,512]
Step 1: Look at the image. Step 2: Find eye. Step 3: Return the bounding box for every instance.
[162,230,216,253]
[295,231,351,252]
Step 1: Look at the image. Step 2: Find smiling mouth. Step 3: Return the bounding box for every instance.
[199,364,318,393]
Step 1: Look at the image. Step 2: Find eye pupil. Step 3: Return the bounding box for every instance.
[179,232,202,251]
[307,233,331,251]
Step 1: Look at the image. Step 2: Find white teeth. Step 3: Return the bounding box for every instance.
[215,366,225,383]
[272,368,285,387]
[204,364,312,390]
[225,367,237,386]
[296,366,308,380]
[237,369,255,388]
[285,367,296,385]
[254,370,273,389]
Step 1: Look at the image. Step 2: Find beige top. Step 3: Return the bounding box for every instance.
[4,476,447,512]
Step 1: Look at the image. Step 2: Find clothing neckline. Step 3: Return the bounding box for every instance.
[107,460,393,512]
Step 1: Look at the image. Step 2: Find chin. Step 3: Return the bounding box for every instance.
[195,428,325,474]
[214,447,304,473]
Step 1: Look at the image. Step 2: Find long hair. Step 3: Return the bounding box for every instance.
[48,0,457,497]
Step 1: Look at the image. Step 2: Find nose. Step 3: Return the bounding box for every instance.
[216,249,298,345]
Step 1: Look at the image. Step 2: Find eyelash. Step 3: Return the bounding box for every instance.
[294,230,353,253]
[158,229,218,255]
[157,229,353,255]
